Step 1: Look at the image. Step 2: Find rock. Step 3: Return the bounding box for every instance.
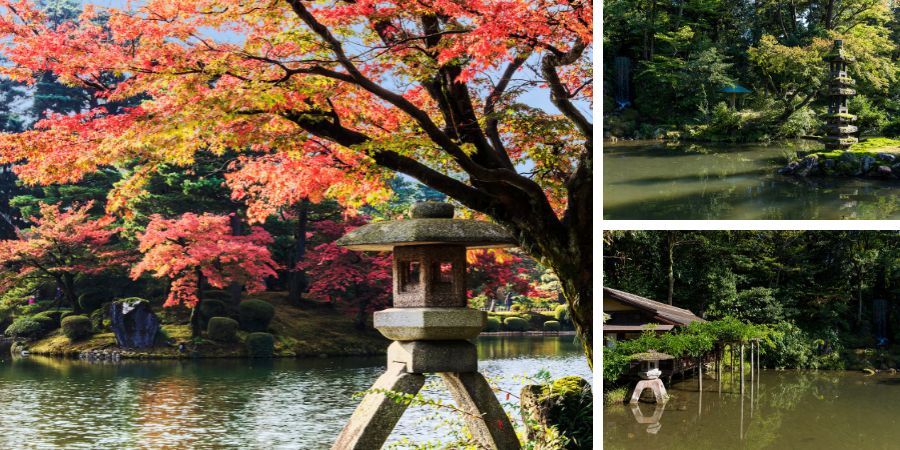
[796,155,819,177]
[823,158,836,169]
[10,341,27,356]
[877,153,896,163]
[110,299,160,349]
[520,376,592,449]
[862,156,877,173]
[778,161,799,175]
[875,165,894,178]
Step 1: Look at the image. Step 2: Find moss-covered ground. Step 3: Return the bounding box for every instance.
[25,292,389,359]
[782,137,900,177]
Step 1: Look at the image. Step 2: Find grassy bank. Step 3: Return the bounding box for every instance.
[23,292,389,359]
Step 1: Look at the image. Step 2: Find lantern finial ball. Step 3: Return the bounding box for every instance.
[409,201,454,219]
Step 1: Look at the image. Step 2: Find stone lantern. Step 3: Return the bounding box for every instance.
[629,351,674,404]
[332,201,521,450]
[823,39,858,151]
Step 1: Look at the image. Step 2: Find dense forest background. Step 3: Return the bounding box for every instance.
[604,231,899,361]
[603,0,900,141]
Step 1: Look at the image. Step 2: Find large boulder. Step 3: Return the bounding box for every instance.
[110,298,160,348]
[520,376,593,449]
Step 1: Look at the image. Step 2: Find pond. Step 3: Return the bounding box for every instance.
[603,140,900,219]
[604,370,900,449]
[0,336,590,449]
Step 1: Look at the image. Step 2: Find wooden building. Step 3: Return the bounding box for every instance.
[603,287,704,345]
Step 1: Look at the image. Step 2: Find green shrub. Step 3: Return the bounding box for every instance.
[78,294,104,313]
[5,318,46,340]
[484,317,502,332]
[246,332,275,357]
[555,305,570,324]
[504,317,529,332]
[207,317,239,342]
[543,320,561,332]
[61,315,93,342]
[199,299,228,325]
[32,310,69,328]
[30,315,57,333]
[239,300,275,332]
[89,308,106,331]
[203,290,234,302]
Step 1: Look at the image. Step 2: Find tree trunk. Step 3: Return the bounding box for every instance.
[228,213,243,304]
[287,199,310,304]
[62,272,80,314]
[192,268,204,338]
[667,232,675,305]
[544,245,592,368]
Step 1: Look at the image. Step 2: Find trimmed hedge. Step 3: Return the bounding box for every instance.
[199,299,228,327]
[207,317,239,342]
[246,332,275,358]
[5,318,46,340]
[32,310,70,328]
[543,320,561,332]
[239,300,275,332]
[555,305,570,324]
[30,315,57,333]
[504,317,529,332]
[61,315,93,342]
[78,294,104,313]
[484,317,502,332]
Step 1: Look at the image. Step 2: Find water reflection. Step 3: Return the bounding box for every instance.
[605,370,900,449]
[0,336,589,449]
[603,141,900,219]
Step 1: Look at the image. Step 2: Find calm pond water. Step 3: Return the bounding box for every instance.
[604,370,900,449]
[0,336,590,449]
[604,141,900,219]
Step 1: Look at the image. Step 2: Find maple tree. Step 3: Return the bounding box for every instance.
[131,213,279,336]
[466,249,550,305]
[0,202,132,313]
[0,0,593,363]
[300,217,392,329]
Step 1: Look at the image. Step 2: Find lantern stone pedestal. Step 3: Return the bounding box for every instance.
[629,379,669,404]
[332,202,521,450]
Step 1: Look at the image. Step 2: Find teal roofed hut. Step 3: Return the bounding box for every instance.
[719,84,752,109]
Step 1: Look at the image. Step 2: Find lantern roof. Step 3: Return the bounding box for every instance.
[630,350,675,361]
[336,202,517,251]
[823,39,855,63]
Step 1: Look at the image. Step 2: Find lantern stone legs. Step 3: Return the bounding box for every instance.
[333,339,521,450]
[629,378,669,404]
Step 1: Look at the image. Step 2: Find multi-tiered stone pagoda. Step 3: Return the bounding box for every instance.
[822,40,857,150]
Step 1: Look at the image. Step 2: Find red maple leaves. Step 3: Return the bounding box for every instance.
[131,213,279,308]
[0,202,132,295]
